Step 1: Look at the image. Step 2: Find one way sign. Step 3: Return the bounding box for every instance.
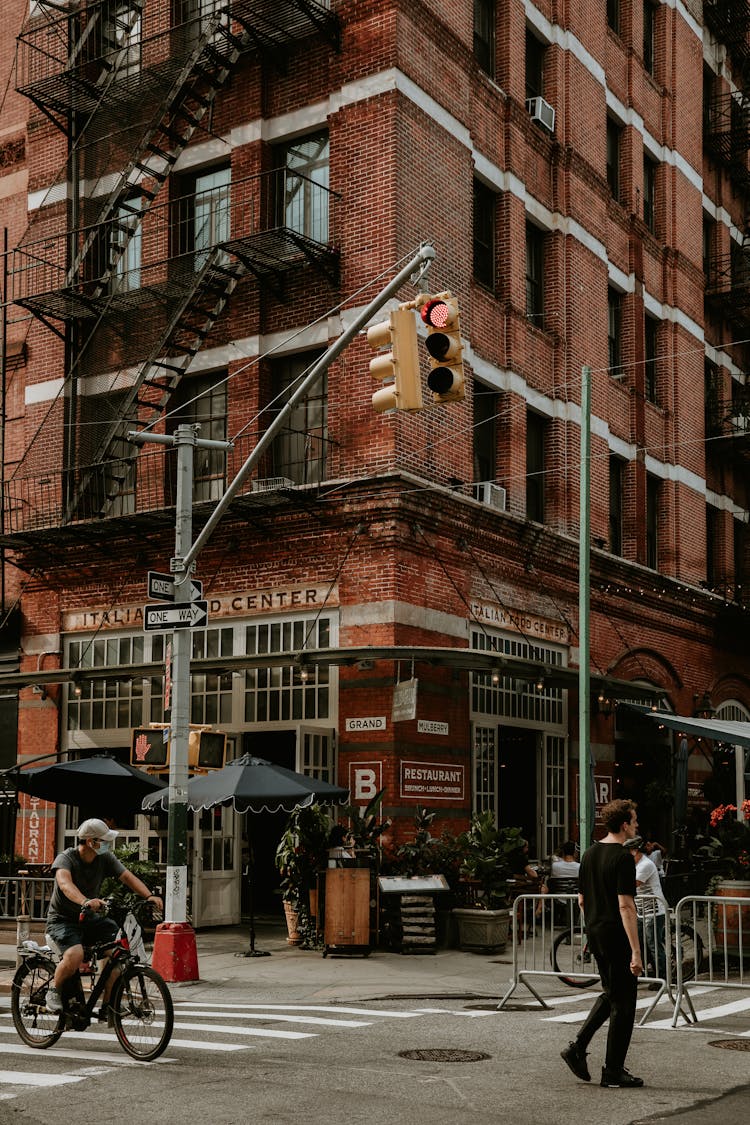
[147,570,203,602]
[144,600,209,632]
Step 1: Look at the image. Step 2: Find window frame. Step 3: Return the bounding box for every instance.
[473,179,496,288]
[525,221,545,328]
[643,154,657,233]
[606,118,622,201]
[525,30,545,101]
[526,409,546,523]
[609,456,624,555]
[646,474,660,570]
[275,131,330,245]
[608,287,623,377]
[474,0,496,76]
[644,314,658,403]
[269,350,328,486]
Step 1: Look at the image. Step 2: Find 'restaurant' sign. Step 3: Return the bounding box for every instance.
[400,760,465,801]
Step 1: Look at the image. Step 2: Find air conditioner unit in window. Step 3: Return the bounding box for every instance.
[475,482,507,511]
[526,96,555,134]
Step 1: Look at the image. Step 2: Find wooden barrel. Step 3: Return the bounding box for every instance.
[713,880,750,952]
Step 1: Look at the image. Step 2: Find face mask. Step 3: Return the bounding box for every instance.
[97,840,111,855]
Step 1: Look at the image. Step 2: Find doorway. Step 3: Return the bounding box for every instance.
[499,726,540,855]
[241,730,296,916]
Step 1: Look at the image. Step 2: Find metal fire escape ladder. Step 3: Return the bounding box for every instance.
[64,250,246,520]
[64,10,248,295]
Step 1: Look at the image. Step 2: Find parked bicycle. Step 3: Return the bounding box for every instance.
[551,912,705,988]
[11,898,173,1061]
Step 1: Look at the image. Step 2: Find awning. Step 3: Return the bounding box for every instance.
[621,703,750,748]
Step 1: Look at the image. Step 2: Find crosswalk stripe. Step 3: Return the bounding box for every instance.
[173,1002,422,1018]
[0,1043,139,1064]
[171,1009,370,1027]
[644,995,750,1029]
[172,1020,314,1039]
[541,986,721,1023]
[0,1025,241,1051]
[0,1070,85,1087]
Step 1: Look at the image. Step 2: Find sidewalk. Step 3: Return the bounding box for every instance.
[0,919,517,1005]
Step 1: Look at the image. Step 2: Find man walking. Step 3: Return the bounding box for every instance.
[560,799,644,1088]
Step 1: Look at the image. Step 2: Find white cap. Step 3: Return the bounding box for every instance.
[76,818,118,843]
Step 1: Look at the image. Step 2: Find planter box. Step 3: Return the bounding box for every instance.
[452,906,510,953]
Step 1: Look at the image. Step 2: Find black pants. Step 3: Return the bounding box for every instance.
[575,930,637,1072]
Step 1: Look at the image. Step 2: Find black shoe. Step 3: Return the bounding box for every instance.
[561,1041,590,1082]
[600,1067,644,1088]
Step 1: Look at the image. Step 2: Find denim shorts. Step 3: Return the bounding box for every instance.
[46,915,118,954]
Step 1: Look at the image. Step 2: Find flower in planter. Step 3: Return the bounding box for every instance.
[704,801,750,877]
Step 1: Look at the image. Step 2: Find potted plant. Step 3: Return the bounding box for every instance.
[701,801,750,951]
[274,804,331,947]
[451,813,523,953]
[340,787,392,866]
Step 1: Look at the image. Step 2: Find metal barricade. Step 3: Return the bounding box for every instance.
[0,875,54,921]
[497,892,677,1025]
[672,894,749,1027]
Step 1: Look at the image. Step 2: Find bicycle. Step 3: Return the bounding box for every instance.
[11,898,174,1062]
[551,913,705,988]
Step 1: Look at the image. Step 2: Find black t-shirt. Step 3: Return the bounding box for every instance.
[578,841,636,935]
[48,846,125,923]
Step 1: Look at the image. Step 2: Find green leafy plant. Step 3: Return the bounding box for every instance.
[384,807,465,889]
[274,804,331,950]
[341,787,392,863]
[457,814,525,909]
[100,843,160,910]
[699,801,750,878]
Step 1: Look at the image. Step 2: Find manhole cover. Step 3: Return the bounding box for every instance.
[708,1039,750,1052]
[398,1049,491,1063]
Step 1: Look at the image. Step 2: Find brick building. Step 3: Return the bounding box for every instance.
[0,1,747,923]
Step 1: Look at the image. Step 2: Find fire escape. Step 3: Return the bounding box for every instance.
[703,0,750,453]
[3,0,340,551]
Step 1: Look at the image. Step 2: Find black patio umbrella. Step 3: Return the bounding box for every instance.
[141,753,348,814]
[142,754,349,955]
[10,753,167,810]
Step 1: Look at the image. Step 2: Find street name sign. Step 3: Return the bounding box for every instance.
[147,571,203,602]
[144,600,209,631]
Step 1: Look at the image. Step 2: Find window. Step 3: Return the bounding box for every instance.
[276,132,330,243]
[735,517,747,597]
[174,165,231,270]
[110,199,142,293]
[705,360,720,436]
[525,30,545,101]
[608,288,623,377]
[171,372,228,501]
[643,155,657,233]
[172,0,228,50]
[526,410,546,522]
[607,0,620,34]
[473,179,495,287]
[606,118,621,200]
[703,214,714,282]
[609,456,624,555]
[473,386,498,488]
[474,0,495,75]
[526,221,544,327]
[643,0,656,75]
[706,504,718,588]
[269,352,327,485]
[105,3,141,78]
[644,315,658,402]
[646,475,659,569]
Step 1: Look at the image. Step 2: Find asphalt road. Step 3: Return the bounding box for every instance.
[0,981,748,1125]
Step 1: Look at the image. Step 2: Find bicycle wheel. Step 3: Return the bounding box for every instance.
[671,923,704,982]
[552,930,599,988]
[111,964,174,1061]
[11,958,64,1048]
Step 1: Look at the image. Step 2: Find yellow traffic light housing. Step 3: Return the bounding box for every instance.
[367,305,423,413]
[420,293,464,404]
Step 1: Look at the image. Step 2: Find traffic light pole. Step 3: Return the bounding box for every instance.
[129,424,233,977]
[128,242,435,974]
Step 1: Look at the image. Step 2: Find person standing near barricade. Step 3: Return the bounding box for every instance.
[560,799,644,1089]
[624,836,668,984]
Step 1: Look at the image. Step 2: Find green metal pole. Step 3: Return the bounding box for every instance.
[579,365,592,852]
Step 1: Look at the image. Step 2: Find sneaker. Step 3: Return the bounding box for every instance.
[45,986,63,1013]
[561,1041,590,1082]
[600,1067,644,1088]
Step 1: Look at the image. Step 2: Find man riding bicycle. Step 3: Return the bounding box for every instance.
[45,818,163,1014]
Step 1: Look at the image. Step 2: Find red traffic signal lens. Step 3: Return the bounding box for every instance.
[421,299,451,328]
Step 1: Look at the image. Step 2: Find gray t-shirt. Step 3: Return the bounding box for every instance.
[48,847,125,923]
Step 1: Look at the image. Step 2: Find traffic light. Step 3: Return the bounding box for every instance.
[131,726,169,770]
[130,725,227,772]
[367,305,423,413]
[420,292,464,403]
[188,728,227,771]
